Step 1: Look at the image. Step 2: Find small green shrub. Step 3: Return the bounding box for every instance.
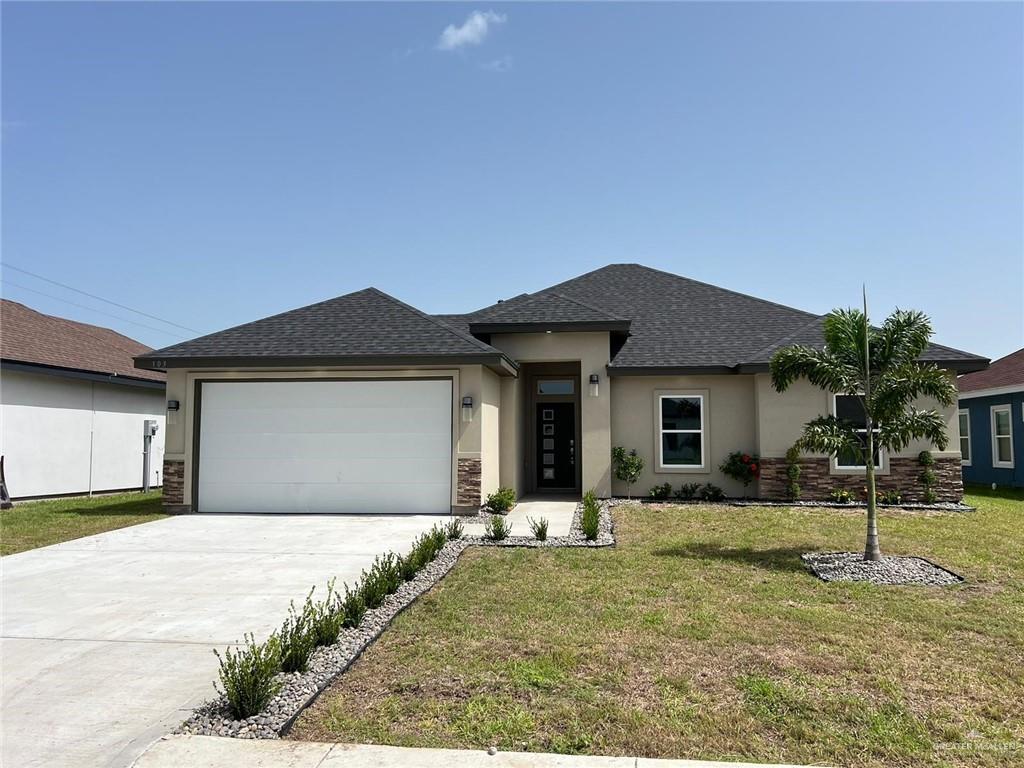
[830,488,853,504]
[719,451,760,487]
[485,514,511,541]
[674,482,701,500]
[214,632,282,719]
[398,526,448,581]
[279,601,317,674]
[340,583,366,628]
[699,483,725,502]
[877,489,903,505]
[581,492,600,541]
[611,446,645,498]
[923,488,938,504]
[649,482,672,500]
[918,450,935,467]
[784,444,802,501]
[308,581,345,647]
[444,518,464,540]
[485,487,517,513]
[528,516,548,541]
[917,450,938,504]
[359,553,403,609]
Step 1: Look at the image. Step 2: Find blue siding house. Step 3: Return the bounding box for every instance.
[958,348,1024,489]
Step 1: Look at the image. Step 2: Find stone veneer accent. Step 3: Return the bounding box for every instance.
[456,457,482,507]
[162,459,190,513]
[758,456,963,503]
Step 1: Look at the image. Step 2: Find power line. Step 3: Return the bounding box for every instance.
[2,263,203,334]
[2,280,190,339]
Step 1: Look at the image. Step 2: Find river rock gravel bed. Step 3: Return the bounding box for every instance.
[177,501,614,740]
[802,551,964,586]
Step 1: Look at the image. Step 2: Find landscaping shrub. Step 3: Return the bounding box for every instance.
[340,583,366,629]
[649,482,672,500]
[485,487,517,513]
[214,632,282,719]
[528,516,548,541]
[878,489,902,505]
[444,518,464,540]
[784,444,802,501]
[720,451,760,488]
[674,482,701,501]
[279,600,317,674]
[611,447,645,498]
[308,580,345,647]
[581,492,600,540]
[830,488,853,504]
[359,553,404,609]
[399,526,448,581]
[485,514,511,541]
[918,450,937,503]
[699,483,725,502]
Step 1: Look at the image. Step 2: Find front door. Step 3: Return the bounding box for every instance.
[535,402,576,490]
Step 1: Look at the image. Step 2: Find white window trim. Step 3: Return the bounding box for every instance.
[958,409,972,467]
[656,393,707,471]
[990,405,1014,469]
[830,393,884,472]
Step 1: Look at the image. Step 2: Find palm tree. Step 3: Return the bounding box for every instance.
[769,294,956,561]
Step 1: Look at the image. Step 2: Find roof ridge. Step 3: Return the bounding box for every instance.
[2,299,153,356]
[547,291,626,321]
[741,314,826,364]
[364,288,498,354]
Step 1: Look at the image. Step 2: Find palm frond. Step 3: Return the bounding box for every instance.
[870,309,933,369]
[795,415,864,461]
[877,408,950,453]
[770,346,860,394]
[870,363,957,423]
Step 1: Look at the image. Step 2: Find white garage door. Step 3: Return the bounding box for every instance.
[197,379,452,514]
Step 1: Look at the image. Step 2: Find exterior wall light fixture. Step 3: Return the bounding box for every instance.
[461,395,474,423]
[589,374,600,398]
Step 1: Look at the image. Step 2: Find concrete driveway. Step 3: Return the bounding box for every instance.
[1,513,444,768]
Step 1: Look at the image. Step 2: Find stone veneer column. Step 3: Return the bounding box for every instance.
[455,457,482,513]
[759,456,962,502]
[161,459,191,513]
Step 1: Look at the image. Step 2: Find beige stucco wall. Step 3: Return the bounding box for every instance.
[489,332,612,496]
[754,371,962,471]
[162,365,491,508]
[498,376,524,495]
[610,374,758,497]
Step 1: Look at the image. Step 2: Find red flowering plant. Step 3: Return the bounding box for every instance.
[720,451,760,488]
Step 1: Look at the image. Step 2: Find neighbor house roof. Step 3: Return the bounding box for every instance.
[134,264,988,376]
[1,299,165,385]
[135,288,517,374]
[958,348,1024,395]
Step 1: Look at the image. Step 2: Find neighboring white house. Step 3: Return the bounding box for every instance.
[0,300,166,499]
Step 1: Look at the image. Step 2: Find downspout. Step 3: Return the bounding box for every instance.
[87,382,95,496]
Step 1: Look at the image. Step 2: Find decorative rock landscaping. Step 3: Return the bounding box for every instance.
[177,501,614,740]
[802,551,964,586]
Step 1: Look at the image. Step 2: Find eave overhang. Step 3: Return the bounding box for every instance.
[2,359,166,389]
[469,320,631,335]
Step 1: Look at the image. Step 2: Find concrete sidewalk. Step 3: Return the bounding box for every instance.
[133,735,826,768]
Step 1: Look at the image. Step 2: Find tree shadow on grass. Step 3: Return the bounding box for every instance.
[652,542,814,573]
[16,496,165,518]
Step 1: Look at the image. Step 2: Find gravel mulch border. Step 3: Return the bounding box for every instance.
[177,501,614,740]
[802,551,965,586]
[610,497,975,512]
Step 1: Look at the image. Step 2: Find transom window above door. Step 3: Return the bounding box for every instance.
[537,379,575,395]
[658,395,704,469]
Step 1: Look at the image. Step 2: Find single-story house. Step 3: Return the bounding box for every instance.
[134,264,987,515]
[958,347,1024,489]
[1,300,166,498]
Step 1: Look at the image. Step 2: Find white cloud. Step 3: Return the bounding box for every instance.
[437,10,506,51]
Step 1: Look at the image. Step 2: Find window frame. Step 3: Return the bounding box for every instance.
[990,405,1014,469]
[957,409,972,467]
[830,393,884,472]
[655,392,708,472]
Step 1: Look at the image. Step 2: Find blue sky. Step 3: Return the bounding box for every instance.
[3,3,1021,359]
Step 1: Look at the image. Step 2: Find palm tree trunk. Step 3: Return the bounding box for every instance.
[864,427,882,561]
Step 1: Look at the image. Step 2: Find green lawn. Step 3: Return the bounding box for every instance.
[290,491,1023,767]
[1,491,166,555]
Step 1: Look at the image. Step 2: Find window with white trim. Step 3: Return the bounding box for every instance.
[991,405,1014,468]
[958,409,971,466]
[658,395,704,468]
[833,394,882,469]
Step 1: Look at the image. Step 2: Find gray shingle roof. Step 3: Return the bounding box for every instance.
[467,291,628,331]
[136,288,511,369]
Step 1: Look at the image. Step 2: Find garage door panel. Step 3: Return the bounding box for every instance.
[198,380,452,514]
[199,455,452,486]
[200,431,452,461]
[199,481,451,514]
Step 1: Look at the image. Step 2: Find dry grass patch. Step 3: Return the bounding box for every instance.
[290,492,1023,766]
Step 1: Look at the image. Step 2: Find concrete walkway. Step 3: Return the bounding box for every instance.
[464,498,577,537]
[133,735,826,767]
[1,514,444,768]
